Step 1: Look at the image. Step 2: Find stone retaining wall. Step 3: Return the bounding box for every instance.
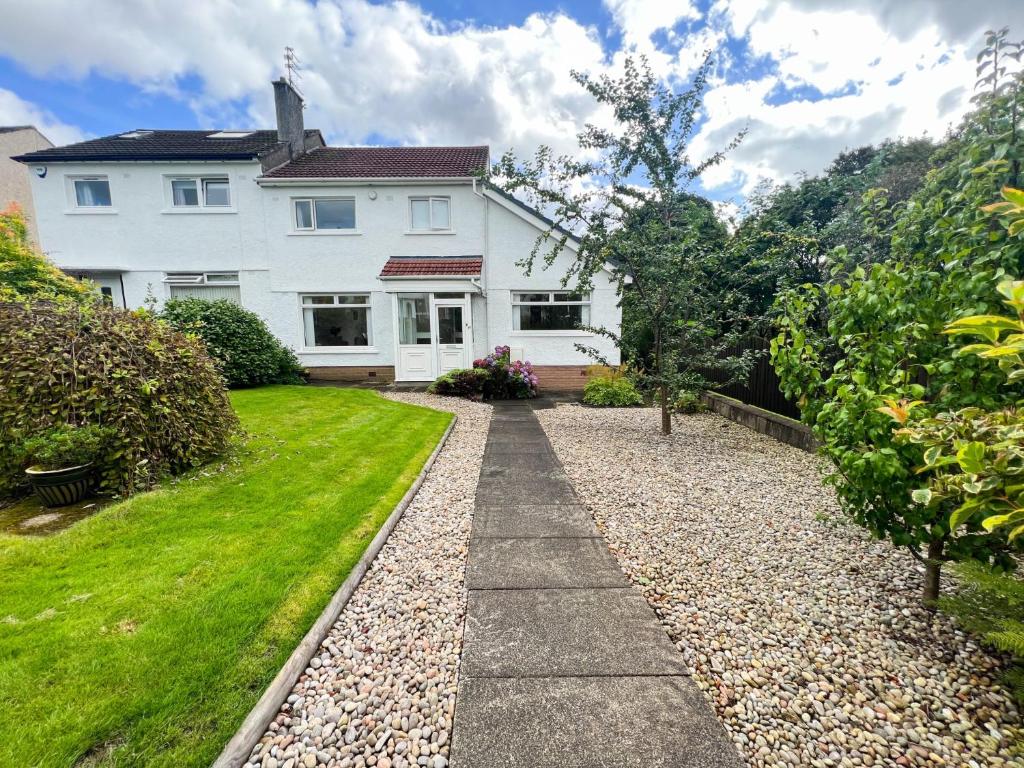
[701,391,817,452]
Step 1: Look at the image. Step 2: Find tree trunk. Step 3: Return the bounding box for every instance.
[923,539,944,609]
[660,383,671,435]
[653,325,671,436]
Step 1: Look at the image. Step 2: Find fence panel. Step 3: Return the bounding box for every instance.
[695,336,802,420]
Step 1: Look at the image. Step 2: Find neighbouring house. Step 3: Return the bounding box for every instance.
[13,80,621,388]
[0,125,52,245]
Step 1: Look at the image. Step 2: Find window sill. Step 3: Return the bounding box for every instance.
[403,229,456,235]
[161,208,237,215]
[289,230,362,237]
[64,208,118,215]
[509,330,594,337]
[300,347,378,354]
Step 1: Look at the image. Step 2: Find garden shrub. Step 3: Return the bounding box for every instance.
[0,301,238,496]
[427,368,489,399]
[583,376,643,407]
[429,346,538,400]
[0,204,92,304]
[475,345,538,399]
[672,390,704,414]
[160,297,305,388]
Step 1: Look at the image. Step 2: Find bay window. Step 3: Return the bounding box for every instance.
[301,294,372,348]
[512,291,591,332]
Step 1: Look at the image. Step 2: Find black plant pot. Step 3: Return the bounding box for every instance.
[25,463,94,507]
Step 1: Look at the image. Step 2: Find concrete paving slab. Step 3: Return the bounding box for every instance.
[472,504,596,538]
[475,477,577,506]
[462,587,687,678]
[450,675,744,768]
[479,452,564,471]
[466,537,627,589]
[479,465,570,482]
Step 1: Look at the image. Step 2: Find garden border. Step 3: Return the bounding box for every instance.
[701,390,817,452]
[211,412,458,768]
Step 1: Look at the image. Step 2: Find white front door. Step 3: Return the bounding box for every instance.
[435,301,469,375]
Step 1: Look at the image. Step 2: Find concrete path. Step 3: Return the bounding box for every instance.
[450,400,742,768]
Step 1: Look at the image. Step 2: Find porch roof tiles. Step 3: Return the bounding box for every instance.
[379,256,482,278]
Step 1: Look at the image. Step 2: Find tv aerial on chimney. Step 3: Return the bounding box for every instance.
[284,46,305,103]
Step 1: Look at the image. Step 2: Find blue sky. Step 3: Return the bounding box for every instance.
[1,0,1021,209]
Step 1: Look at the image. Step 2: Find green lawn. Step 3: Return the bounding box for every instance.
[0,386,452,767]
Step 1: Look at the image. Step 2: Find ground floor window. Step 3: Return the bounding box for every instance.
[165,272,241,302]
[512,291,590,331]
[302,294,372,347]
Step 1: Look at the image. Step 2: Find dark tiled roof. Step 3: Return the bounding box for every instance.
[264,145,489,178]
[379,256,483,278]
[12,129,321,162]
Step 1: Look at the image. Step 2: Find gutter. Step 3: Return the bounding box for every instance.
[256,176,476,186]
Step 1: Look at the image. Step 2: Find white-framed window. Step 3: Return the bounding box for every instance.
[70,176,112,208]
[168,176,231,208]
[164,271,241,302]
[512,291,591,332]
[293,197,356,231]
[409,196,451,231]
[301,294,372,348]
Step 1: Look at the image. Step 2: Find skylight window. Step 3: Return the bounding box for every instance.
[118,130,154,139]
[207,131,254,139]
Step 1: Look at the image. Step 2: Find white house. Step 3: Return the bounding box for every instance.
[14,80,621,389]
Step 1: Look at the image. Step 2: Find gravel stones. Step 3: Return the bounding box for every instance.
[244,394,489,768]
[535,405,1023,768]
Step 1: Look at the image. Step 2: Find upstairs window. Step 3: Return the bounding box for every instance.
[409,196,451,231]
[512,291,591,332]
[72,177,112,208]
[169,176,231,208]
[294,198,356,231]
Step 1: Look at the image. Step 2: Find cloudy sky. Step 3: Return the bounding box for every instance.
[1,0,1022,206]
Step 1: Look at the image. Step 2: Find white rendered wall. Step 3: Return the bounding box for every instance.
[29,163,622,369]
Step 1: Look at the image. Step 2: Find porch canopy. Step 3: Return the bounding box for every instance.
[378,256,482,293]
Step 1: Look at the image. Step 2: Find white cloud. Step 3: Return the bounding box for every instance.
[0,0,614,159]
[0,89,85,146]
[691,0,1023,193]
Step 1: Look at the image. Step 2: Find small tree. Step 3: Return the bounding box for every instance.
[491,56,748,434]
[771,45,1024,604]
[0,204,91,303]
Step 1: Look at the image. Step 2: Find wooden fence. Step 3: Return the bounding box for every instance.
[695,335,802,420]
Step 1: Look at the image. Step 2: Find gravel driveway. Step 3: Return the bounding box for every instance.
[535,405,1022,768]
[244,393,489,768]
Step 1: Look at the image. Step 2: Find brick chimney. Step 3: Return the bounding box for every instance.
[273,77,305,159]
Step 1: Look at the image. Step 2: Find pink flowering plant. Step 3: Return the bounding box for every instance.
[428,345,538,400]
[474,345,539,399]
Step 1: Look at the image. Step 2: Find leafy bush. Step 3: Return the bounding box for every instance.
[160,298,305,388]
[427,368,489,400]
[0,204,92,304]
[0,302,238,496]
[20,424,112,471]
[770,77,1024,605]
[672,390,704,414]
[583,376,643,407]
[474,346,538,399]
